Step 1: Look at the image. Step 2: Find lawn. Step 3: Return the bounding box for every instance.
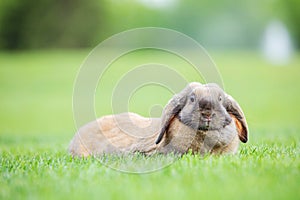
[0,49,299,200]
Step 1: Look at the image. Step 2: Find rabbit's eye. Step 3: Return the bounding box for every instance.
[218,95,222,101]
[190,96,195,102]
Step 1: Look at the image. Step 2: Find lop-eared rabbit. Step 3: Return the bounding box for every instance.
[69,82,248,157]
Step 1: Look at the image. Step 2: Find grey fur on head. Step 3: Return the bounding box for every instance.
[156,82,248,144]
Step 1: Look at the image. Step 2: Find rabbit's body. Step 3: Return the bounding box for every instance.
[69,82,248,157]
[155,117,240,155]
[68,113,160,156]
[69,114,240,156]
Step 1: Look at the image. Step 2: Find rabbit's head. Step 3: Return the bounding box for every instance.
[179,83,232,131]
[155,82,248,144]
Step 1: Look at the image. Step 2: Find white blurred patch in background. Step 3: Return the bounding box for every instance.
[262,20,293,66]
[138,0,177,9]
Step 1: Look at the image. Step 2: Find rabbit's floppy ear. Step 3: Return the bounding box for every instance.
[224,94,248,143]
[155,82,201,144]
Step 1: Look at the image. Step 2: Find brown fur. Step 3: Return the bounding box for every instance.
[69,113,160,156]
[156,117,240,155]
[231,114,244,142]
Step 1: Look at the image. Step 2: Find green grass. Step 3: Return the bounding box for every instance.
[0,49,300,200]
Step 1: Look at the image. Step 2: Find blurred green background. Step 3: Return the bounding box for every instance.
[0,0,299,49]
[0,0,299,140]
[0,1,299,200]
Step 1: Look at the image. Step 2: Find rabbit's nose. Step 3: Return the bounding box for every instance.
[201,111,214,121]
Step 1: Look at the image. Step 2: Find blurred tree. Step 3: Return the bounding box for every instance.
[0,0,27,49]
[281,0,300,48]
[103,0,271,49]
[0,0,106,49]
[0,0,299,49]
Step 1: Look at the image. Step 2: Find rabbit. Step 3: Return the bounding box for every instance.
[68,82,248,157]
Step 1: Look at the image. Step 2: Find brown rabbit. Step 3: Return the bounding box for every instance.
[68,82,248,156]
